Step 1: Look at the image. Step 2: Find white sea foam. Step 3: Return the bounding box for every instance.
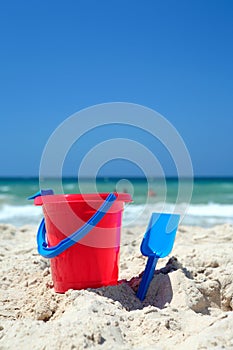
[187,203,233,217]
[122,202,233,227]
[0,205,42,226]
[0,202,232,227]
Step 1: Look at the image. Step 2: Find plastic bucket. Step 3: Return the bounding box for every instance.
[34,192,132,293]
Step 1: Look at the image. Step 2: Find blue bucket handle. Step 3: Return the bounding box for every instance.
[36,192,117,258]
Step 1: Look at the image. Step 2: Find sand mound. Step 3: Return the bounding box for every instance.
[0,223,233,349]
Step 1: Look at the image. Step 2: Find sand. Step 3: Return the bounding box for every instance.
[0,222,233,349]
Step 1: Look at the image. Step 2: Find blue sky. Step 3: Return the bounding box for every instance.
[0,0,232,177]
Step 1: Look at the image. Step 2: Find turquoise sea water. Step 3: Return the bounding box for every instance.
[0,177,232,227]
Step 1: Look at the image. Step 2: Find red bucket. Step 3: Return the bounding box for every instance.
[35,192,132,293]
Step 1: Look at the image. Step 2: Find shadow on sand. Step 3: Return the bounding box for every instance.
[91,257,183,311]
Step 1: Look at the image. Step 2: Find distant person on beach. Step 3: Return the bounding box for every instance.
[148,189,156,197]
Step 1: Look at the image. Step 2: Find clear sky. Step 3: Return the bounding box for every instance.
[0,0,232,177]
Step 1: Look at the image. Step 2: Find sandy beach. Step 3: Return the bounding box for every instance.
[0,222,233,349]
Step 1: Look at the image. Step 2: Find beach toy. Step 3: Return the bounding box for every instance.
[31,191,132,293]
[136,212,180,301]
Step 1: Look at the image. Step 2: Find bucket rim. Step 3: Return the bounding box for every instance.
[34,192,132,206]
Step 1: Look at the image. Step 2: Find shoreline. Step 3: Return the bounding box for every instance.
[1,223,233,349]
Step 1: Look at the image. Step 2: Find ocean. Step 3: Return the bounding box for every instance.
[0,177,232,228]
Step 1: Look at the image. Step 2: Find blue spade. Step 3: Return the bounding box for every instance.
[136,212,180,301]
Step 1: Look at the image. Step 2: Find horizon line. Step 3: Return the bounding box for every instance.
[0,175,233,180]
